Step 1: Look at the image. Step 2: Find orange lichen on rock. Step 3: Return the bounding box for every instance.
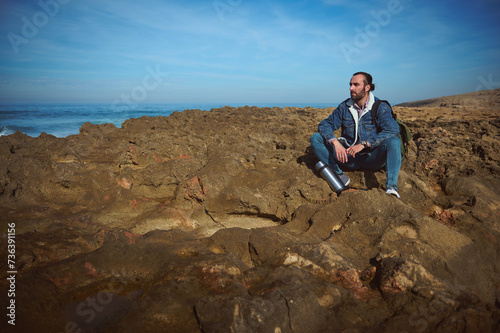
[117,177,133,189]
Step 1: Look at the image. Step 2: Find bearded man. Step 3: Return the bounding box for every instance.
[310,72,402,198]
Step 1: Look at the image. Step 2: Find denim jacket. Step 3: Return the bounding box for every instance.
[318,92,400,148]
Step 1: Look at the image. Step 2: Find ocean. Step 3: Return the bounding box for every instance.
[0,103,335,138]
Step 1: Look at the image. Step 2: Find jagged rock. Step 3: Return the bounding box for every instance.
[0,90,499,332]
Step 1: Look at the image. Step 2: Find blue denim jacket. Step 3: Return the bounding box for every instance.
[318,92,400,148]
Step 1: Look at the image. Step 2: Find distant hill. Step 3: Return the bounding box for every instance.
[396,88,500,108]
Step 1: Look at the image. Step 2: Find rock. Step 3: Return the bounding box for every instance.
[0,90,499,332]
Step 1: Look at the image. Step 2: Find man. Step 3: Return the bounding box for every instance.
[310,72,402,198]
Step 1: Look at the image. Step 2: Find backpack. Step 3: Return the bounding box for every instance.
[370,100,412,159]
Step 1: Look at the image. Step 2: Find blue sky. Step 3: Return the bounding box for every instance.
[1,0,499,105]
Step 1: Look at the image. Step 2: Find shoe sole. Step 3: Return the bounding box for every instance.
[386,190,400,198]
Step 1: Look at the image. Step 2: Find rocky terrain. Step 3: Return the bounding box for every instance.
[0,89,499,332]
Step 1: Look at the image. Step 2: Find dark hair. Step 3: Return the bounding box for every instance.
[352,72,375,91]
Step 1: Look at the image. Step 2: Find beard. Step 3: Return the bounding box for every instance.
[350,90,366,102]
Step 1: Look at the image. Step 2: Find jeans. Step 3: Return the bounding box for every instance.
[310,133,401,190]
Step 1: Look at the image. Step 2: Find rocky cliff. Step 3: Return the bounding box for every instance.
[1,89,499,332]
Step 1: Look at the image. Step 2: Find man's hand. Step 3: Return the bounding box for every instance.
[346,144,365,158]
[330,139,349,163]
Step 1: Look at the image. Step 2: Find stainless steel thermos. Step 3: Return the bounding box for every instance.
[315,161,345,193]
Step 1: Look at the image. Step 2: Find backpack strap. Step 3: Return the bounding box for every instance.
[370,100,395,130]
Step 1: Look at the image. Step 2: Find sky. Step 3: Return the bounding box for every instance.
[0,0,499,105]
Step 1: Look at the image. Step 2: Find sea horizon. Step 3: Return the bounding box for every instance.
[0,102,337,138]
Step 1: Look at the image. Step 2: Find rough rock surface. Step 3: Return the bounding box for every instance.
[1,89,499,332]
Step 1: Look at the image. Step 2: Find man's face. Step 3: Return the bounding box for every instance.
[349,75,370,102]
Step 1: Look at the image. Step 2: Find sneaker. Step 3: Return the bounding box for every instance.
[386,187,401,198]
[338,173,350,187]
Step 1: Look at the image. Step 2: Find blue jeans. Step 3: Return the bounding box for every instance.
[310,133,401,190]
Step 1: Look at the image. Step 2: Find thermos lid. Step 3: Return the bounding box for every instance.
[315,160,327,172]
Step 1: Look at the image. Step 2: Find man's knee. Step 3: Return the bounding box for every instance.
[383,136,401,150]
[310,132,323,145]
[382,136,402,165]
